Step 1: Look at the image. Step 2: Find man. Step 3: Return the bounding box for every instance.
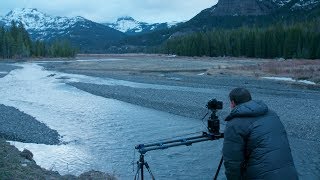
[223,88,298,180]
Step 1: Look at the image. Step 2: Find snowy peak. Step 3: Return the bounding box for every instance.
[112,16,145,33]
[271,0,320,10]
[206,0,320,16]
[2,8,85,32]
[272,0,292,7]
[0,8,125,52]
[104,16,180,35]
[291,0,320,10]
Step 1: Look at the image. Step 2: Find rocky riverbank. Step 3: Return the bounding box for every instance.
[0,63,116,179]
[0,104,60,144]
[0,138,115,179]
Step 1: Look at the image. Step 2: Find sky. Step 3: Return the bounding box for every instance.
[0,0,218,23]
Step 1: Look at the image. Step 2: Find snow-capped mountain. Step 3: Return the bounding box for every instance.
[199,0,320,16]
[0,8,125,51]
[291,0,320,10]
[272,0,292,7]
[104,16,180,35]
[271,0,320,10]
[1,8,86,40]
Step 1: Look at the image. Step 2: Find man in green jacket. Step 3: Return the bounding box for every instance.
[223,88,298,180]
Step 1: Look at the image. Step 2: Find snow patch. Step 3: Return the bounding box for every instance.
[262,77,316,85]
[106,16,143,33]
[272,0,291,6]
[167,21,180,28]
[291,0,320,10]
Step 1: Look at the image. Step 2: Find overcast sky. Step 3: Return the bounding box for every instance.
[0,0,218,23]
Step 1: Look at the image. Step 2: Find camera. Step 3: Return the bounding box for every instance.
[206,99,223,134]
[206,99,223,110]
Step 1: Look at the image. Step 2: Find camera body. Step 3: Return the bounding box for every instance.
[206,99,223,134]
[206,99,223,110]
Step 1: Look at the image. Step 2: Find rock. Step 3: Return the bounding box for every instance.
[209,0,278,16]
[20,149,34,161]
[78,170,116,180]
[47,73,56,77]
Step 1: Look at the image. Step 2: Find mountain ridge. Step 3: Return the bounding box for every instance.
[118,0,320,49]
[202,0,320,16]
[103,16,180,35]
[0,8,125,52]
[1,1,319,52]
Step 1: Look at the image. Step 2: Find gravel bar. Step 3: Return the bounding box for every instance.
[0,104,60,145]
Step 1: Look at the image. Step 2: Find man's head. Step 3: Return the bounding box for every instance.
[229,88,252,108]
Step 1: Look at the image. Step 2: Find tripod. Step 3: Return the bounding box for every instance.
[134,132,224,180]
[134,106,224,180]
[134,154,155,180]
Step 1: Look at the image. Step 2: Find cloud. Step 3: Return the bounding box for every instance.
[0,0,218,23]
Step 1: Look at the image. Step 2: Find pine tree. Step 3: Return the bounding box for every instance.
[0,26,4,58]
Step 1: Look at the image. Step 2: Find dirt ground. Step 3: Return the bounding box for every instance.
[73,54,320,85]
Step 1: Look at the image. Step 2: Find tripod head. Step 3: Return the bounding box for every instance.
[207,109,221,135]
[206,99,223,135]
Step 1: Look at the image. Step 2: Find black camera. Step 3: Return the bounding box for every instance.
[206,99,223,110]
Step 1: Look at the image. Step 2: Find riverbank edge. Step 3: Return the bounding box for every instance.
[0,138,116,179]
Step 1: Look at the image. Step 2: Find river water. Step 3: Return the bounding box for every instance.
[0,63,225,180]
[1,62,319,180]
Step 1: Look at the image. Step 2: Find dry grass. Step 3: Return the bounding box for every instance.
[227,59,320,84]
[260,60,320,83]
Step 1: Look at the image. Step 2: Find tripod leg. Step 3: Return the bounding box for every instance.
[134,154,145,180]
[134,166,140,180]
[135,155,143,180]
[145,162,155,180]
[214,156,224,180]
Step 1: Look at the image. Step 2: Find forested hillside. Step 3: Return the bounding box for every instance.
[160,20,320,59]
[0,21,76,59]
[118,1,320,59]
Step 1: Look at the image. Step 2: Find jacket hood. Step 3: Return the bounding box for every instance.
[225,100,268,121]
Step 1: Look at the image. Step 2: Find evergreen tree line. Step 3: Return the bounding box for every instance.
[0,21,76,59]
[160,21,320,59]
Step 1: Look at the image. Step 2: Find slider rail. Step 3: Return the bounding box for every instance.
[135,132,224,154]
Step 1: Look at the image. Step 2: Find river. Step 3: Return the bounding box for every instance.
[0,62,225,179]
[1,61,319,180]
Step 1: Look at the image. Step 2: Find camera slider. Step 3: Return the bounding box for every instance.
[134,132,224,180]
[136,132,224,154]
[134,99,224,180]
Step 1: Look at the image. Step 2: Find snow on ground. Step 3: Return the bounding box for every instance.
[262,77,316,85]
